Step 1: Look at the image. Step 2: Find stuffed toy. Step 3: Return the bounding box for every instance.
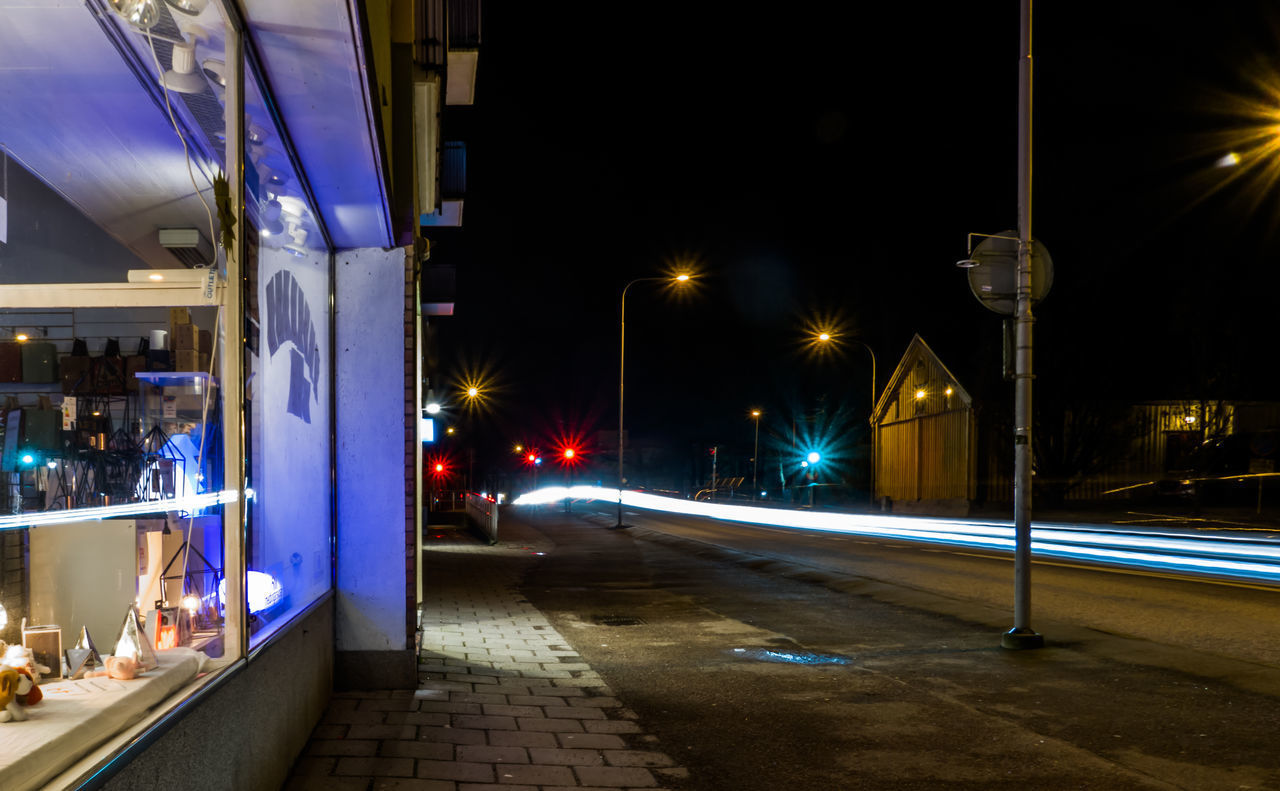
[0,666,35,722]
[1,644,51,685]
[85,655,138,680]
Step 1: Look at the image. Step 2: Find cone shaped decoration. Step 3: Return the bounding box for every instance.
[113,605,159,672]
[66,626,105,679]
[65,648,93,679]
[75,625,104,664]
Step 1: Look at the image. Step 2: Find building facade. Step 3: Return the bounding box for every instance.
[0,0,478,787]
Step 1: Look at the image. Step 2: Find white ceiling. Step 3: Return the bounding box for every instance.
[0,0,390,273]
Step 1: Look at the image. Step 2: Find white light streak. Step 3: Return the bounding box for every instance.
[0,490,240,532]
[512,487,1280,584]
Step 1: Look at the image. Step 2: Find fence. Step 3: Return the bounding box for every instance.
[465,492,498,544]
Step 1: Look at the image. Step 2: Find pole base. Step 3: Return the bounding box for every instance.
[609,522,628,530]
[1001,627,1045,650]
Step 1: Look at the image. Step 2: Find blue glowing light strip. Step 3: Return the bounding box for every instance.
[512,486,1280,585]
[0,490,240,532]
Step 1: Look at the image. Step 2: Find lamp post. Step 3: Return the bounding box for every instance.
[617,273,691,528]
[750,409,762,499]
[813,332,877,505]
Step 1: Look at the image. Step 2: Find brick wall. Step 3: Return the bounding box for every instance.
[403,252,417,650]
[0,529,26,645]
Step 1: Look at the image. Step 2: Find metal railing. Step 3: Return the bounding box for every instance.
[465,492,498,543]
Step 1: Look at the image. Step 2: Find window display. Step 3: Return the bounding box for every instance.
[0,0,335,784]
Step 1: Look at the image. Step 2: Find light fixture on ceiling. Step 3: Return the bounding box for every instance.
[201,58,225,87]
[108,0,159,29]
[160,40,207,94]
[158,227,214,267]
[163,0,207,15]
[282,226,309,258]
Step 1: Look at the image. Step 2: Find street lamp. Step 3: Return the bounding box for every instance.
[750,409,762,499]
[812,330,878,504]
[617,272,693,528]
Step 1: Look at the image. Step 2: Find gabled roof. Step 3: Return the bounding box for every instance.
[872,334,973,423]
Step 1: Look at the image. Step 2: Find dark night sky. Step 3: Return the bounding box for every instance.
[433,3,1280,482]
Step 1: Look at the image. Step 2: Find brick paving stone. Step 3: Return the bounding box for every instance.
[288,528,689,791]
[451,713,517,730]
[307,739,379,757]
[492,764,577,786]
[323,708,393,725]
[506,695,567,707]
[360,698,421,711]
[419,701,483,715]
[335,756,416,777]
[454,744,530,764]
[417,726,487,745]
[346,724,420,740]
[480,703,542,718]
[416,760,496,783]
[282,777,370,791]
[575,765,659,787]
[370,781,456,791]
[557,733,629,749]
[413,689,449,700]
[544,705,607,720]
[385,711,451,726]
[379,740,453,760]
[516,716,585,733]
[449,692,509,705]
[527,747,606,766]
[486,730,558,748]
[528,685,586,697]
[602,750,676,768]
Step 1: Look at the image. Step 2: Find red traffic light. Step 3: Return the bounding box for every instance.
[563,448,576,460]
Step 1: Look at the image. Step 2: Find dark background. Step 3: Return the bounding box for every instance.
[432,3,1280,491]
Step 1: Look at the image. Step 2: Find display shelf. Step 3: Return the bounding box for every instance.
[134,371,217,387]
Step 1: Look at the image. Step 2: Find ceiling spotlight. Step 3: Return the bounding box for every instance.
[164,0,208,15]
[108,0,159,29]
[283,227,309,258]
[160,41,207,94]
[201,58,226,87]
[262,198,282,222]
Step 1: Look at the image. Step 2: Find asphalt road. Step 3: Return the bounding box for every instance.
[507,504,1280,790]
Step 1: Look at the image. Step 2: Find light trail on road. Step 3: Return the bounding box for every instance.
[512,485,1280,585]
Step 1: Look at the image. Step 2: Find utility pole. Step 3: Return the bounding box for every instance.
[1003,0,1044,650]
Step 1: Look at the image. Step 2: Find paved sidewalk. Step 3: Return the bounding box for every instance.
[283,521,686,791]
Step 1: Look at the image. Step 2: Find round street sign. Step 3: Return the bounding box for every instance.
[966,231,1054,316]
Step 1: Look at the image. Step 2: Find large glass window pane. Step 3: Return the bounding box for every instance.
[242,53,333,648]
[0,0,242,783]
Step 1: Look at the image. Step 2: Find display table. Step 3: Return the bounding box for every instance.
[0,648,205,791]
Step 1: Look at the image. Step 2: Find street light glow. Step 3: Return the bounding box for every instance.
[915,388,927,400]
[807,451,821,464]
[425,402,441,415]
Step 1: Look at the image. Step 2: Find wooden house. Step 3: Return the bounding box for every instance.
[872,335,977,516]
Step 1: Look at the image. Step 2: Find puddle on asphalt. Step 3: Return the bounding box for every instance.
[731,647,853,666]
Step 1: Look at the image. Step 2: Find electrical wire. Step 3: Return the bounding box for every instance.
[144,26,218,263]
